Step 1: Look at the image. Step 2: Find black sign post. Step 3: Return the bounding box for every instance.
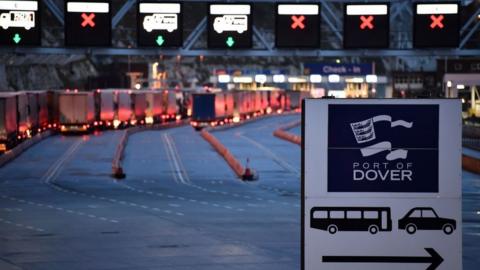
[207,4,252,49]
[275,4,320,48]
[137,2,182,47]
[0,0,40,46]
[65,1,111,47]
[413,2,460,48]
[343,3,390,49]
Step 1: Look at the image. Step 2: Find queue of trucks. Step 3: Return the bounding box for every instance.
[0,89,190,153]
[1,88,309,153]
[190,89,309,130]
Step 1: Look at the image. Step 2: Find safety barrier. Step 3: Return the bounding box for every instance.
[0,131,53,168]
[463,125,480,138]
[111,121,187,179]
[204,110,301,132]
[273,120,301,146]
[200,130,245,178]
[462,154,480,174]
[200,130,256,180]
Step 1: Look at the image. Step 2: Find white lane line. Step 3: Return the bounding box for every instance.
[185,182,299,208]
[0,218,45,232]
[51,183,185,217]
[42,139,83,184]
[163,133,191,185]
[2,208,23,212]
[259,185,300,196]
[236,132,300,176]
[0,194,118,223]
[121,183,245,212]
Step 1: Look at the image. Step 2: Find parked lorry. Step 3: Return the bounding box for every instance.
[98,90,115,127]
[116,90,132,127]
[0,93,18,152]
[58,92,95,133]
[191,93,216,130]
[145,91,163,124]
[132,92,147,124]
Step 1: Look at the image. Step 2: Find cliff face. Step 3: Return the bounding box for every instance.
[0,59,97,91]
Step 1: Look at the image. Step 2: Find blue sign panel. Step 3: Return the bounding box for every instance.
[304,63,373,75]
[328,104,439,192]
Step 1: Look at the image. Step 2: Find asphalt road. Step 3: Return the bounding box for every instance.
[0,115,478,270]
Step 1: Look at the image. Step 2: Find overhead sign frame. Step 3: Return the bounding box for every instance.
[0,0,41,46]
[275,3,321,48]
[137,1,183,47]
[301,99,462,270]
[64,0,112,47]
[207,3,253,49]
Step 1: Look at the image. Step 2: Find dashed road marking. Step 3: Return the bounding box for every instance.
[49,183,185,217]
[0,218,45,232]
[120,183,245,212]
[0,194,118,223]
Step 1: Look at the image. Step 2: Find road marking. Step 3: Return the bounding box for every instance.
[236,132,300,176]
[162,133,191,185]
[0,194,118,223]
[120,183,245,212]
[51,183,185,217]
[42,139,83,184]
[0,218,45,232]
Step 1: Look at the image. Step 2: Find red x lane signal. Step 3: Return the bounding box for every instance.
[360,15,374,30]
[81,13,96,28]
[291,15,305,30]
[430,15,444,29]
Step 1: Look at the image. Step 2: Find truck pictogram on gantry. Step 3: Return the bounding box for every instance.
[0,11,35,30]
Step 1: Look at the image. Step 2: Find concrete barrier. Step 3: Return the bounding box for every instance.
[200,130,247,179]
[0,131,53,168]
[111,121,187,179]
[273,129,301,145]
[462,154,480,174]
[463,125,480,139]
[273,120,302,146]
[205,111,300,132]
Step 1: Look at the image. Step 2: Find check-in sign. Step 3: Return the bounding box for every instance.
[302,99,461,270]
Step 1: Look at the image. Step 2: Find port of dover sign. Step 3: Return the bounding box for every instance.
[302,99,461,270]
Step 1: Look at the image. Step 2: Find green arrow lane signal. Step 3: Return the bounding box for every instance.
[226,36,235,47]
[13,33,21,44]
[156,35,165,46]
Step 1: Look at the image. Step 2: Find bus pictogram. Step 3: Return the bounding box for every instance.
[310,206,392,235]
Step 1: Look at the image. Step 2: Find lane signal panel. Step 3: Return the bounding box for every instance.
[413,3,460,48]
[343,3,390,49]
[137,2,182,47]
[0,2,464,49]
[207,4,252,49]
[65,1,111,47]
[0,0,40,46]
[275,4,320,48]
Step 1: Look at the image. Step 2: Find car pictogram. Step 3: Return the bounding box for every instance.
[398,207,456,235]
